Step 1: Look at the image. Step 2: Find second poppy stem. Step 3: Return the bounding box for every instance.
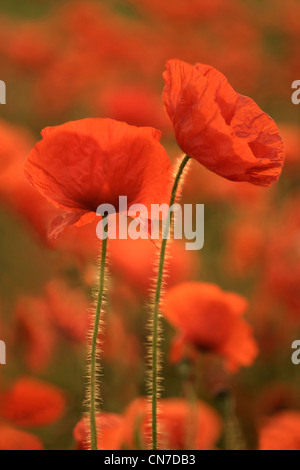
[90,221,108,451]
[151,154,190,450]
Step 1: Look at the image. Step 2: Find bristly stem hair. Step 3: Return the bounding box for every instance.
[89,218,108,451]
[151,154,190,450]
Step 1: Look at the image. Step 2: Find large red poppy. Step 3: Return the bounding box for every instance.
[24,118,172,239]
[163,59,284,186]
[162,282,258,372]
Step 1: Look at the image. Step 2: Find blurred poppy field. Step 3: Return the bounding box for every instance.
[0,0,300,451]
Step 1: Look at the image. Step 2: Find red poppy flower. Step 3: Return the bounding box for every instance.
[46,280,89,343]
[130,0,222,23]
[102,312,141,370]
[0,119,60,244]
[259,411,300,450]
[14,283,89,371]
[181,159,272,208]
[14,296,56,372]
[224,218,266,277]
[278,124,300,171]
[257,383,298,418]
[0,119,34,177]
[3,23,53,70]
[163,59,284,186]
[54,223,99,262]
[99,84,171,132]
[24,118,172,239]
[264,195,300,318]
[0,377,66,427]
[0,424,43,450]
[74,412,124,450]
[162,282,258,372]
[122,397,221,450]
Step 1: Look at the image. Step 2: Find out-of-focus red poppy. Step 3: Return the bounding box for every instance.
[24,118,172,240]
[259,411,300,450]
[181,159,272,208]
[74,412,124,450]
[14,283,89,372]
[46,280,89,343]
[98,84,171,133]
[250,292,291,358]
[2,22,53,70]
[130,0,223,23]
[109,238,200,297]
[0,119,60,243]
[163,59,284,186]
[34,51,96,117]
[55,1,137,66]
[281,0,300,37]
[54,223,99,264]
[0,424,43,450]
[0,377,66,427]
[203,8,261,94]
[102,312,141,371]
[224,219,266,277]
[122,397,222,450]
[14,296,56,372]
[162,282,258,372]
[0,119,34,177]
[257,383,298,418]
[264,195,300,318]
[278,124,300,171]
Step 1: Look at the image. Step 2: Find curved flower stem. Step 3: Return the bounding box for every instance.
[151,154,190,450]
[90,221,108,451]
